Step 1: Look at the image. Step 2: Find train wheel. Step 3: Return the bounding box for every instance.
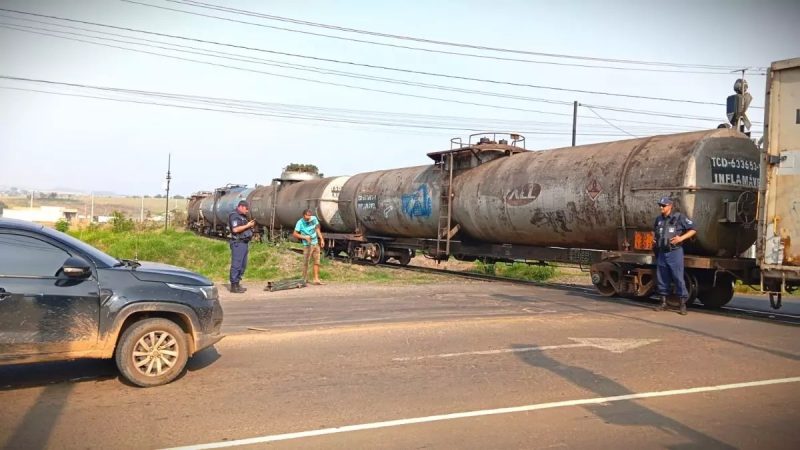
[684,271,699,306]
[591,262,619,297]
[367,243,384,265]
[396,250,412,266]
[698,274,735,308]
[595,283,617,297]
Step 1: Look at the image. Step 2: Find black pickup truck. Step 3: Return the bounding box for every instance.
[0,218,223,387]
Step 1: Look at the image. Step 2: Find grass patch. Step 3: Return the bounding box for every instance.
[470,260,557,282]
[68,227,443,284]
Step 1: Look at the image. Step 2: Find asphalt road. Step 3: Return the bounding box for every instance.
[1,281,799,449]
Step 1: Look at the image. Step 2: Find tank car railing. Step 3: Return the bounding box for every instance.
[466,132,526,149]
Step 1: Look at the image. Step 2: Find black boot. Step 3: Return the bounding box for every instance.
[230,282,247,294]
[679,298,688,315]
[653,295,667,311]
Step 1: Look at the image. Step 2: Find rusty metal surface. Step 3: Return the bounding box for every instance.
[186,192,210,224]
[760,59,800,268]
[451,129,759,256]
[338,166,442,237]
[274,176,351,232]
[247,185,276,227]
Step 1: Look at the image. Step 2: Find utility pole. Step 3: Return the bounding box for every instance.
[140,195,144,222]
[164,153,171,231]
[571,101,578,146]
[29,190,33,208]
[90,192,94,221]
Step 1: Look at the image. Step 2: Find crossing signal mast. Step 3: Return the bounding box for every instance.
[726,71,753,137]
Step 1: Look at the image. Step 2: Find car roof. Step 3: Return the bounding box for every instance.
[0,217,46,232]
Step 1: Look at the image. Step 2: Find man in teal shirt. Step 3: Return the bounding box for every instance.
[292,209,325,285]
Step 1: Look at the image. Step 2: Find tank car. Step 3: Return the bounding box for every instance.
[441,129,759,307]
[333,137,523,263]
[197,184,252,237]
[186,191,211,233]
[274,176,351,232]
[452,129,758,256]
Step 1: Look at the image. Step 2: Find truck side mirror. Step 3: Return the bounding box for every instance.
[62,256,92,279]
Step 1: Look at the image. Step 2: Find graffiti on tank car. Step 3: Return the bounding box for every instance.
[505,183,541,206]
[565,202,592,228]
[401,184,432,218]
[357,194,377,210]
[531,202,609,233]
[710,157,760,187]
[530,208,572,233]
[384,205,394,218]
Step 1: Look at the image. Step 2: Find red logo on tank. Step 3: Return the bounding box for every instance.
[586,179,603,202]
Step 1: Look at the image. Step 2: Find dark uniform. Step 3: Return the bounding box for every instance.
[228,208,253,289]
[653,198,695,310]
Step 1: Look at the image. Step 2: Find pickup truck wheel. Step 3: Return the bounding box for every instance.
[115,318,189,387]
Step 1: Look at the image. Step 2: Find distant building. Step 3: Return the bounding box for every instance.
[0,206,78,223]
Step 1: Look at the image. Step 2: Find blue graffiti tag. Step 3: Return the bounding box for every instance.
[401,184,432,218]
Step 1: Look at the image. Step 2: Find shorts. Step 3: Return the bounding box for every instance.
[304,245,321,264]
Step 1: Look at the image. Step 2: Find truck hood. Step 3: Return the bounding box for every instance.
[128,261,212,286]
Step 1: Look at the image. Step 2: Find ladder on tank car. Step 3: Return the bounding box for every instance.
[436,152,457,260]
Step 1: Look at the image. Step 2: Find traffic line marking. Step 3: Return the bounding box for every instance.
[161,376,800,450]
[392,337,661,361]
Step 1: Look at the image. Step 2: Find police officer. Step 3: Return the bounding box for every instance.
[653,196,696,315]
[228,200,256,293]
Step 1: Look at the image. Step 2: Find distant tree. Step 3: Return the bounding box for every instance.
[285,163,320,174]
[173,194,184,199]
[154,194,163,198]
[55,218,70,232]
[110,211,134,233]
[144,195,151,199]
[48,192,58,199]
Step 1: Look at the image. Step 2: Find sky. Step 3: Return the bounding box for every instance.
[0,0,798,196]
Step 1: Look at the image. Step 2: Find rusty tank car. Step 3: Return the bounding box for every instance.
[274,176,351,233]
[451,129,758,256]
[186,191,211,233]
[247,169,326,239]
[443,129,759,307]
[333,138,525,263]
[196,184,252,236]
[338,166,440,238]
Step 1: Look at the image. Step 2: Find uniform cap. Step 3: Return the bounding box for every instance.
[237,200,249,208]
[657,196,673,206]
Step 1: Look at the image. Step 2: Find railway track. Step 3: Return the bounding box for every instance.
[236,244,800,326]
[364,257,800,326]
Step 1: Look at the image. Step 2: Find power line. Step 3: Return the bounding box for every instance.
[1,75,710,135]
[1,85,650,138]
[2,22,744,128]
[0,10,752,109]
[119,0,767,76]
[150,0,767,72]
[0,21,574,107]
[583,105,637,138]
